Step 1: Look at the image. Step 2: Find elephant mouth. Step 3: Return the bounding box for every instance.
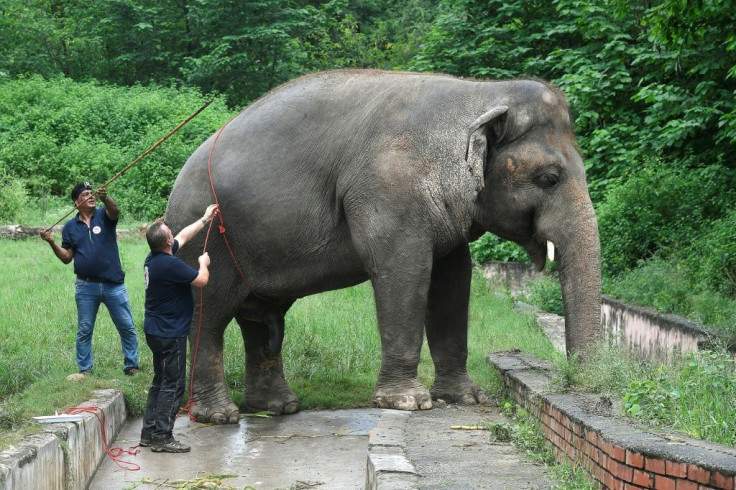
[524,238,552,272]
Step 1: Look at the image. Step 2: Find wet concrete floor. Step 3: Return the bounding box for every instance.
[91,409,380,489]
[91,404,551,489]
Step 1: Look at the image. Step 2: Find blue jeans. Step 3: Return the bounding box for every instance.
[74,279,139,372]
[141,334,187,443]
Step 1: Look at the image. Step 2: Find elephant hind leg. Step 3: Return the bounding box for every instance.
[188,309,240,424]
[264,309,285,354]
[237,308,300,415]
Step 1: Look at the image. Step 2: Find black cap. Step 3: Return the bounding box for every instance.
[71,181,93,201]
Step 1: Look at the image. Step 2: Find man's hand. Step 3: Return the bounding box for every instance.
[202,204,219,223]
[98,187,120,220]
[192,252,211,287]
[40,229,74,264]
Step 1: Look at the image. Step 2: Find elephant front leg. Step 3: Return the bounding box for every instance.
[187,308,240,424]
[425,244,490,405]
[238,311,300,415]
[371,264,433,411]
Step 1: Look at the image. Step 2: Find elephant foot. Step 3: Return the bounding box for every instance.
[245,358,301,415]
[245,394,300,415]
[189,396,240,424]
[373,381,433,411]
[430,375,491,405]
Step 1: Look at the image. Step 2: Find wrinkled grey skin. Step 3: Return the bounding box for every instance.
[167,70,601,424]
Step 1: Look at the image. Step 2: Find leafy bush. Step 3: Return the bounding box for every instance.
[0,168,26,222]
[0,76,234,221]
[689,209,736,297]
[470,232,529,264]
[521,276,564,317]
[596,161,735,276]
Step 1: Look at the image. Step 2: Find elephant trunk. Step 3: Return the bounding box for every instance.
[552,202,602,357]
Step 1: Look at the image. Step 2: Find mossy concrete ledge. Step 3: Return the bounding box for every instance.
[0,389,126,490]
[488,351,736,490]
[366,410,419,489]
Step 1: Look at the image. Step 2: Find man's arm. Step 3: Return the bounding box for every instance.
[40,230,74,264]
[174,204,218,249]
[97,188,119,221]
[191,252,210,288]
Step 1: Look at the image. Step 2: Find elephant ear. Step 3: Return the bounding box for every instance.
[464,105,509,192]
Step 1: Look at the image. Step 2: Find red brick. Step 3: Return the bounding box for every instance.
[675,480,698,490]
[688,465,711,484]
[667,461,688,478]
[632,468,654,488]
[605,472,625,490]
[600,440,614,455]
[542,425,554,439]
[586,430,599,447]
[625,484,647,490]
[608,457,634,483]
[573,421,582,436]
[627,451,645,469]
[711,472,735,490]
[645,458,666,475]
[584,444,598,463]
[591,461,607,483]
[564,427,572,443]
[698,485,716,490]
[611,444,626,462]
[654,475,677,490]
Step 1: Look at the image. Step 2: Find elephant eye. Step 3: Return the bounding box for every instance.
[537,172,560,189]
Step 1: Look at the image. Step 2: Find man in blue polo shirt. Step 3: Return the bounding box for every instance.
[40,181,139,378]
[139,203,217,453]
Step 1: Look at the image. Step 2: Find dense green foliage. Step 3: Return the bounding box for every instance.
[0,0,436,107]
[0,1,734,321]
[0,77,232,218]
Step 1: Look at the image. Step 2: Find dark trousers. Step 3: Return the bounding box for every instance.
[141,334,187,443]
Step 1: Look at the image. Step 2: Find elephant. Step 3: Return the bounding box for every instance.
[166,69,601,423]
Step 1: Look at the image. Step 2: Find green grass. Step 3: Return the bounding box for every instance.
[0,236,561,453]
[604,258,736,336]
[556,342,736,447]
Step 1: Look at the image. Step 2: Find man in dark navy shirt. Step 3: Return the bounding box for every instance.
[40,182,139,378]
[140,203,217,453]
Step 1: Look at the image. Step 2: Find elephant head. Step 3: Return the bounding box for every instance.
[466,81,602,356]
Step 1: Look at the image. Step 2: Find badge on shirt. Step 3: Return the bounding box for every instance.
[144,265,150,289]
[92,225,102,234]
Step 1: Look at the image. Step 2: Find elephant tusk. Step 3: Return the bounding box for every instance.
[547,240,555,262]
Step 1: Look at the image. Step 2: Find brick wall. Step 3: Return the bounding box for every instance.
[489,351,736,490]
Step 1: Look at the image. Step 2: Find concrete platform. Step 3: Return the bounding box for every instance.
[91,409,380,489]
[90,403,552,489]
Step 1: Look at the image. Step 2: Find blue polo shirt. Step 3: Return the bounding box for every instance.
[143,240,199,338]
[61,207,125,284]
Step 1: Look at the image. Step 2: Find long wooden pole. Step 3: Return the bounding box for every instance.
[43,99,214,233]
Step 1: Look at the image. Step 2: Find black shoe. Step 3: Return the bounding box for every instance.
[79,369,92,376]
[124,367,139,376]
[151,439,190,453]
[139,436,152,447]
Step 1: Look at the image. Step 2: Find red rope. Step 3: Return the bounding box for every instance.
[63,405,141,471]
[183,113,279,420]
